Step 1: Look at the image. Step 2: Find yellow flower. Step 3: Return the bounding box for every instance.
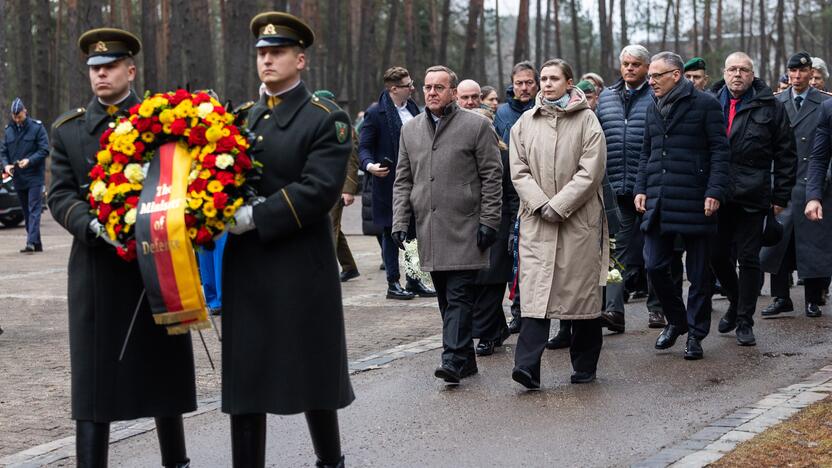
[207,180,223,193]
[117,183,133,195]
[124,163,144,184]
[221,128,231,138]
[108,211,121,225]
[224,113,235,124]
[188,197,203,210]
[174,101,193,119]
[198,169,212,179]
[141,132,155,143]
[123,224,132,235]
[138,102,155,118]
[202,202,217,218]
[131,183,143,191]
[223,205,236,217]
[233,197,244,208]
[235,135,248,147]
[205,126,223,143]
[188,227,198,239]
[159,109,176,125]
[201,191,213,200]
[234,173,245,187]
[96,150,112,165]
[121,142,136,156]
[124,208,137,225]
[108,162,124,175]
[90,180,107,201]
[201,143,217,156]
[162,123,172,134]
[106,223,116,241]
[213,220,225,231]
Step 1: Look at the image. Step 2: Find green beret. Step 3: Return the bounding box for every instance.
[250,11,315,49]
[576,80,596,94]
[313,90,336,100]
[684,57,706,72]
[78,28,141,66]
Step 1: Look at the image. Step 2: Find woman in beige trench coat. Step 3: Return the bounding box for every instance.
[509,59,609,389]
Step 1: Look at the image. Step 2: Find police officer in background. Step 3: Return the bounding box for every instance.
[48,28,195,467]
[223,12,353,467]
[2,98,49,253]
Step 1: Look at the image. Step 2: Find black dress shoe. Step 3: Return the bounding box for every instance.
[630,290,648,300]
[600,310,625,333]
[379,263,385,271]
[0,325,4,336]
[736,323,756,346]
[718,304,737,333]
[545,330,571,350]
[339,269,360,282]
[434,364,461,384]
[406,279,437,297]
[655,324,686,349]
[508,317,521,334]
[316,455,345,468]
[761,297,794,318]
[460,360,478,378]
[648,310,667,329]
[806,303,823,318]
[386,282,415,300]
[684,335,704,360]
[33,243,43,252]
[511,367,540,389]
[475,340,496,356]
[19,245,35,253]
[570,371,596,384]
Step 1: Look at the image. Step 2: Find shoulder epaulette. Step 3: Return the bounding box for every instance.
[33,119,43,125]
[310,95,341,114]
[53,107,86,129]
[233,101,255,114]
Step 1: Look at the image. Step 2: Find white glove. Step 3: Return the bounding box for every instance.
[89,219,124,248]
[229,205,255,235]
[540,204,564,223]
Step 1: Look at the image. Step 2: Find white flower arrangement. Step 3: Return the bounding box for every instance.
[399,240,432,285]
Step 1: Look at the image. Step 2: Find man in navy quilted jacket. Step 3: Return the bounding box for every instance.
[634,52,731,361]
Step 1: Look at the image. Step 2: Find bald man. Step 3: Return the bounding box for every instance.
[457,79,482,110]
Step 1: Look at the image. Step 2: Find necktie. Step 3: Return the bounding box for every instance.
[727,98,739,136]
[267,95,281,109]
[795,96,803,110]
[106,105,119,116]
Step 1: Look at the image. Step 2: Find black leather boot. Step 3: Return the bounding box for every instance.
[76,420,110,468]
[231,413,266,468]
[306,410,344,467]
[545,320,571,349]
[155,416,190,467]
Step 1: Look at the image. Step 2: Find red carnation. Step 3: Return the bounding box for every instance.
[213,191,229,210]
[133,141,145,155]
[169,89,191,106]
[193,93,211,104]
[98,204,112,222]
[189,178,208,193]
[125,195,140,207]
[202,154,216,168]
[213,106,226,115]
[114,224,123,236]
[135,118,152,132]
[113,153,129,165]
[196,227,212,245]
[129,103,141,115]
[90,165,106,180]
[216,135,236,153]
[236,153,252,170]
[188,126,208,145]
[216,171,235,186]
[170,118,188,135]
[151,123,163,134]
[118,240,137,262]
[110,172,128,185]
[185,213,197,227]
[100,128,114,147]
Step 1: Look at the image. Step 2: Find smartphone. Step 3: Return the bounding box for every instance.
[380,157,395,169]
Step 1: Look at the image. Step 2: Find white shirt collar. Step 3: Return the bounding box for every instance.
[264,80,302,97]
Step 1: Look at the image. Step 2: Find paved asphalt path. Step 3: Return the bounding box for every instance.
[104,203,831,467]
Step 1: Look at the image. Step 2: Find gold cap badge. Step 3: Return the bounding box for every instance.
[263,23,276,35]
[94,41,108,52]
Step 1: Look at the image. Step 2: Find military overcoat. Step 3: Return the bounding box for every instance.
[761,87,832,278]
[48,93,197,422]
[221,83,355,415]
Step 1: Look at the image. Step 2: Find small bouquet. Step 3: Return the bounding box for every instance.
[400,240,432,286]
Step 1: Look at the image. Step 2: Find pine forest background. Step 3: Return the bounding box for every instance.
[1,0,832,128]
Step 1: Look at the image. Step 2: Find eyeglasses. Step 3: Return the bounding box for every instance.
[423,84,452,93]
[513,80,536,88]
[394,80,415,89]
[725,66,753,75]
[647,69,679,81]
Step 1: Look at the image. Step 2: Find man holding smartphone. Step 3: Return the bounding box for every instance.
[359,66,436,299]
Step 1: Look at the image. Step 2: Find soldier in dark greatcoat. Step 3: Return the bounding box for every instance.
[48,28,195,467]
[222,12,354,468]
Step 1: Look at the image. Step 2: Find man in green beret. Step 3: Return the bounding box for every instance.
[48,27,195,467]
[576,79,598,111]
[222,11,353,468]
[684,57,710,91]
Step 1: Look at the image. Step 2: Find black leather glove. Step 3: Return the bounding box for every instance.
[391,230,408,250]
[476,224,498,251]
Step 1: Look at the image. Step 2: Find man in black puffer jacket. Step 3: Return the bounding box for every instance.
[708,52,796,347]
[635,52,731,361]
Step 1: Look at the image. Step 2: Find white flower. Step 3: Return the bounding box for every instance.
[399,240,433,285]
[188,169,199,183]
[607,269,623,284]
[113,120,134,136]
[91,180,107,201]
[124,208,137,225]
[124,163,144,184]
[197,102,215,119]
[215,153,234,170]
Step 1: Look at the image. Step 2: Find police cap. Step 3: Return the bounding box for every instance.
[78,28,141,66]
[250,12,315,49]
[787,52,812,69]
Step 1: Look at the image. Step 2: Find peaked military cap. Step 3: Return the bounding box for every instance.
[250,12,315,49]
[684,57,706,72]
[78,28,141,66]
[787,52,812,69]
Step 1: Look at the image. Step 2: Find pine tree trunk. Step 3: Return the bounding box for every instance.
[598,0,608,79]
[438,0,450,64]
[327,0,343,91]
[620,0,628,48]
[792,0,800,51]
[17,0,33,106]
[569,0,582,73]
[514,0,530,64]
[462,0,483,77]
[357,0,377,112]
[758,0,767,82]
[673,0,680,51]
[34,0,52,123]
[0,0,7,120]
[477,4,487,82]
[223,0,254,105]
[553,0,562,57]
[661,0,672,50]
[495,0,504,93]
[184,0,215,91]
[740,0,746,51]
[535,0,542,66]
[403,0,415,73]
[774,0,786,82]
[716,0,723,50]
[142,0,159,94]
[702,0,711,54]
[692,0,699,56]
[382,0,399,70]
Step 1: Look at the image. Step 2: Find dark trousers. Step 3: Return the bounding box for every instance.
[382,227,401,283]
[710,205,765,326]
[17,184,42,246]
[510,287,521,320]
[514,317,602,382]
[644,223,713,339]
[771,234,831,304]
[331,200,357,272]
[472,283,509,341]
[430,270,477,369]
